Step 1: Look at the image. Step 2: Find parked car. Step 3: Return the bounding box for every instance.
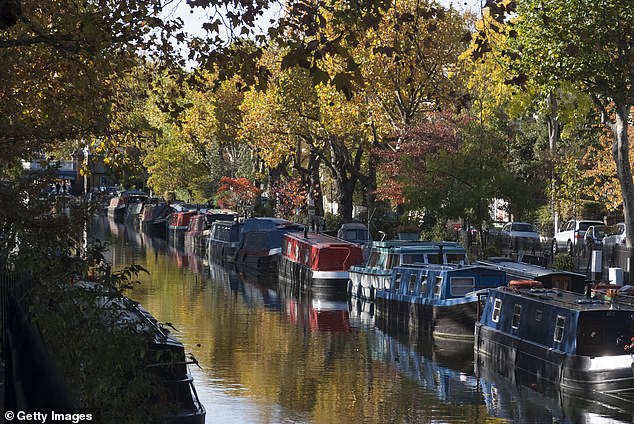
[583,224,616,252]
[603,222,626,247]
[552,219,604,254]
[500,222,540,249]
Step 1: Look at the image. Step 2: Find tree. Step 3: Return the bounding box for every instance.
[377,112,535,229]
[0,0,192,164]
[497,0,634,246]
[362,0,470,127]
[214,176,261,213]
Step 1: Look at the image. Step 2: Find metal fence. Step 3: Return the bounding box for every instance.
[460,231,634,284]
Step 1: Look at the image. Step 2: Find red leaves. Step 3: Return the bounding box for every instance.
[271,177,308,219]
[374,112,463,206]
[214,177,261,210]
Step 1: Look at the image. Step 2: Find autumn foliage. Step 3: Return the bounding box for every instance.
[271,177,308,220]
[214,177,261,211]
[375,113,464,206]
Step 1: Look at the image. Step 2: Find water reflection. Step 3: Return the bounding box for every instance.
[476,353,634,423]
[90,215,634,423]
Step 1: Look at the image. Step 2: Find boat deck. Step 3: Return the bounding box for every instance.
[495,285,634,312]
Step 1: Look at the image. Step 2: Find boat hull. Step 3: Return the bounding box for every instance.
[235,250,279,283]
[207,241,239,264]
[475,323,634,393]
[376,295,481,339]
[278,256,349,298]
[348,270,391,302]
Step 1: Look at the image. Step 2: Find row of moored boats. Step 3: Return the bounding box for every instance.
[107,191,634,400]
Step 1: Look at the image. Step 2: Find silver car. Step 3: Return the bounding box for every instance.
[603,222,626,247]
[500,222,540,249]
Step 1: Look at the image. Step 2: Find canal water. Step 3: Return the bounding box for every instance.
[91,216,634,424]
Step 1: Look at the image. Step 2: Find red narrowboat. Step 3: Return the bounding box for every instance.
[168,211,196,232]
[279,232,364,298]
[184,214,208,252]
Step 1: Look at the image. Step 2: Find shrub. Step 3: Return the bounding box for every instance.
[324,212,344,232]
[553,252,574,271]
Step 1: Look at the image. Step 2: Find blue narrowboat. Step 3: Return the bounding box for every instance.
[234,217,305,278]
[206,220,243,263]
[475,283,634,394]
[375,264,507,339]
[348,241,468,301]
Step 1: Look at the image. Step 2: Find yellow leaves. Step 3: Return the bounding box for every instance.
[239,87,295,168]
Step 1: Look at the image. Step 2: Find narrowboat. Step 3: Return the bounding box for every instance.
[375,264,507,339]
[475,282,634,394]
[168,211,197,245]
[140,202,173,236]
[348,241,468,301]
[476,344,634,423]
[207,220,243,263]
[107,196,127,221]
[234,218,305,279]
[477,257,588,293]
[278,231,364,298]
[107,190,148,221]
[70,283,205,423]
[184,214,207,252]
[337,222,372,258]
[185,210,238,253]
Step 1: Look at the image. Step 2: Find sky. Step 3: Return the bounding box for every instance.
[170,0,485,41]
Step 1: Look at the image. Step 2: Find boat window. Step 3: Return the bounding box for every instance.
[386,254,400,269]
[535,309,543,322]
[446,253,466,265]
[377,253,388,268]
[554,315,565,342]
[434,276,443,296]
[394,273,401,291]
[408,274,418,293]
[492,298,502,322]
[512,304,522,329]
[304,248,310,264]
[368,252,380,267]
[427,254,441,264]
[402,254,425,264]
[450,277,474,296]
[286,241,292,256]
[420,276,428,294]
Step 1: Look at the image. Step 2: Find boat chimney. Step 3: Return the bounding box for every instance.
[304,227,308,238]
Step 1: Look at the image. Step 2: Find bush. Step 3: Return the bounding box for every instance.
[324,212,344,232]
[420,222,456,242]
[553,252,574,271]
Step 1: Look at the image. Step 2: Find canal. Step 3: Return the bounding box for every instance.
[91,216,634,424]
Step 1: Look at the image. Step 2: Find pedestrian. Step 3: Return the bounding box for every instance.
[55,182,61,195]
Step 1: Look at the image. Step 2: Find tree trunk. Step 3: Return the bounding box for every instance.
[612,104,634,248]
[330,142,356,222]
[546,91,561,234]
